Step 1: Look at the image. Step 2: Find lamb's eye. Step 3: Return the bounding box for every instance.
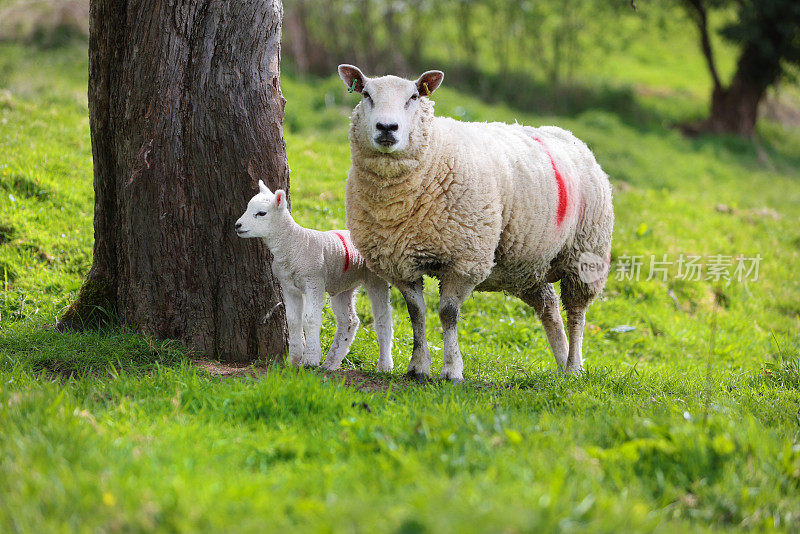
[256,211,267,217]
[362,91,371,102]
[411,93,419,100]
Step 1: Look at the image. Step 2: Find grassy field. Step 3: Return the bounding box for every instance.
[2,30,800,532]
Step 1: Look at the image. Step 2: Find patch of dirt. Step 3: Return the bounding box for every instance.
[42,359,81,381]
[191,359,268,378]
[191,359,415,393]
[330,368,415,393]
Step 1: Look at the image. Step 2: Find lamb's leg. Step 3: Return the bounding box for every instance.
[300,284,325,367]
[321,289,360,371]
[365,275,394,373]
[439,274,475,383]
[283,288,305,366]
[565,307,587,374]
[520,284,569,372]
[396,279,430,380]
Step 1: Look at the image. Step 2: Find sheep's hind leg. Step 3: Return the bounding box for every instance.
[365,275,394,373]
[438,274,475,383]
[300,284,325,367]
[560,276,595,374]
[396,279,430,381]
[321,289,360,371]
[565,307,586,374]
[519,284,569,372]
[283,288,305,366]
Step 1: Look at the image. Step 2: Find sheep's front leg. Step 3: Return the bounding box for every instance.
[439,274,475,383]
[282,287,305,366]
[365,275,394,373]
[300,284,325,367]
[321,289,360,371]
[396,279,430,380]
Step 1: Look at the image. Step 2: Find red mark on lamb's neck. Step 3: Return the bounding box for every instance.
[531,136,568,226]
[334,232,350,272]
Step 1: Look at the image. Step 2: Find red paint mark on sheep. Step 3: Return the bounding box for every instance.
[531,136,568,226]
[334,232,351,272]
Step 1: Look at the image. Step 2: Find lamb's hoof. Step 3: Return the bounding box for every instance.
[376,361,394,373]
[405,369,430,384]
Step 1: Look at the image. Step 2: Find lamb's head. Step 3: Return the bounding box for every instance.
[234,180,287,238]
[338,64,443,155]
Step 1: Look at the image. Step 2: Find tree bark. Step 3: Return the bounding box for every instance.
[58,0,290,363]
[706,72,764,137]
[684,1,779,137]
[699,41,773,137]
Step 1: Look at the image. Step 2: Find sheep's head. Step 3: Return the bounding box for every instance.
[338,64,443,155]
[235,180,287,238]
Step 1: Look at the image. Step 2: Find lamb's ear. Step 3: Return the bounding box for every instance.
[415,70,444,96]
[258,180,270,194]
[338,64,366,93]
[274,189,287,209]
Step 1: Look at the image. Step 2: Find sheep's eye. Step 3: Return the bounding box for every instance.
[362,91,371,101]
[411,93,419,100]
[256,211,267,217]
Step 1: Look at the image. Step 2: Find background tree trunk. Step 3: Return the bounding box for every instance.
[706,75,763,137]
[58,0,290,363]
[704,44,773,137]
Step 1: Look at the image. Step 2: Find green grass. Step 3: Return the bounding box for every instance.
[2,36,800,532]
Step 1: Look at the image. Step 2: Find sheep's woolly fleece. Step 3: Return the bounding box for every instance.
[346,98,614,297]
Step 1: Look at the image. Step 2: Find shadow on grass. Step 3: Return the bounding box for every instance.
[0,323,186,379]
[3,322,790,406]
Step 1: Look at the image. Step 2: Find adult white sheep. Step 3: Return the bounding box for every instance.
[338,64,613,382]
[235,180,393,372]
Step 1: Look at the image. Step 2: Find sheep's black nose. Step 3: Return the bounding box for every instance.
[376,122,398,132]
[235,222,242,229]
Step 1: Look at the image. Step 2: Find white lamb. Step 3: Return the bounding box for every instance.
[235,180,393,372]
[338,64,614,382]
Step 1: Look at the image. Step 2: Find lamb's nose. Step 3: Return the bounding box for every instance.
[235,222,242,229]
[376,122,398,132]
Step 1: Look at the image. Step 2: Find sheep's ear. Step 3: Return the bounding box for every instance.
[258,180,270,194]
[338,64,366,93]
[415,70,444,96]
[274,189,287,209]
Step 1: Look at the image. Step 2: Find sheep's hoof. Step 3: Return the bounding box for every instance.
[405,369,431,384]
[440,371,464,384]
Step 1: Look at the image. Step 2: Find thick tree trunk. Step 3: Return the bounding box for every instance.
[706,74,764,137]
[58,0,290,363]
[684,1,774,138]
